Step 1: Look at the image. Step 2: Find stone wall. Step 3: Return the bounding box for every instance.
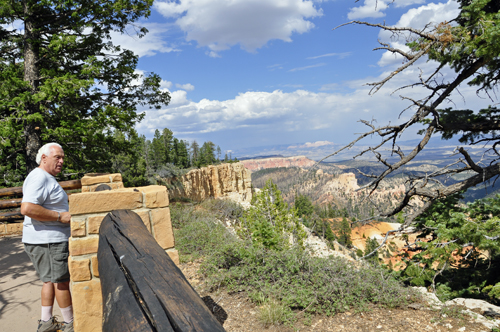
[68,174,178,332]
[166,162,252,205]
[0,222,22,236]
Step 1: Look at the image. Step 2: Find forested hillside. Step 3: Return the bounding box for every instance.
[252,164,414,222]
[112,128,240,187]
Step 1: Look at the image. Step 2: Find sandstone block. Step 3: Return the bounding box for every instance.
[69,257,91,282]
[150,207,174,249]
[134,209,151,232]
[91,256,99,278]
[71,218,86,237]
[140,185,169,208]
[86,182,124,192]
[72,279,102,332]
[6,222,22,234]
[88,215,105,234]
[166,249,179,265]
[110,174,122,182]
[81,186,90,193]
[69,190,142,215]
[69,236,99,256]
[0,224,5,234]
[81,174,111,186]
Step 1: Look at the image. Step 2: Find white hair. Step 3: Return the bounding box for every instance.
[36,143,63,165]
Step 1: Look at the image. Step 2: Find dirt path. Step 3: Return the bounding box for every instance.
[0,235,61,332]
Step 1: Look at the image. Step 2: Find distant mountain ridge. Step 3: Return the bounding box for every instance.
[234,137,466,162]
[241,156,316,172]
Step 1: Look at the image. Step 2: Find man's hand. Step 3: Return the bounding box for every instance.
[21,202,71,223]
[60,212,72,224]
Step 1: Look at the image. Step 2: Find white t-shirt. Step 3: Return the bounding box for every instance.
[22,168,70,244]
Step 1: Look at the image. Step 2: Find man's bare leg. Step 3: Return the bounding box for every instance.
[55,281,73,323]
[54,281,72,308]
[41,281,55,306]
[41,282,55,321]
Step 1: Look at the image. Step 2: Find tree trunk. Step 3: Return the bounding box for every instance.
[23,0,42,173]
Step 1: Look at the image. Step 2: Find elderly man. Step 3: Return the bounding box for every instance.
[21,142,74,332]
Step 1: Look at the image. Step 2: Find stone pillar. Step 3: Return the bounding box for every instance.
[68,174,178,332]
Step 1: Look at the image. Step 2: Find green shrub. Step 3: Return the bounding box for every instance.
[171,199,241,263]
[239,179,306,250]
[172,197,419,323]
[201,243,419,316]
[259,299,294,326]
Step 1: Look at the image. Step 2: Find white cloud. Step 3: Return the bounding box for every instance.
[138,86,404,136]
[154,0,322,55]
[137,63,493,142]
[395,0,460,29]
[307,52,351,60]
[169,90,190,106]
[288,141,335,149]
[347,0,426,20]
[109,22,178,57]
[175,83,195,91]
[376,0,461,67]
[289,63,326,72]
[348,0,389,20]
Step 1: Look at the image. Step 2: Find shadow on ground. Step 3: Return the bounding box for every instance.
[0,235,38,321]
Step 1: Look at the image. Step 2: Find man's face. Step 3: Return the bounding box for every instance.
[41,146,65,176]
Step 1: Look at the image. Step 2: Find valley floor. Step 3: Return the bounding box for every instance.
[180,261,493,332]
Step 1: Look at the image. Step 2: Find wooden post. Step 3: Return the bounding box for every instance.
[98,209,225,332]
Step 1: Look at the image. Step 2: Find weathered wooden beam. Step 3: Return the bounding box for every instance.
[0,192,77,211]
[0,211,23,222]
[0,179,82,198]
[98,210,226,332]
[0,198,22,209]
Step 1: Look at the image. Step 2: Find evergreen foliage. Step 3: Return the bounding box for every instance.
[335,217,352,247]
[364,237,380,266]
[398,193,500,303]
[295,194,314,218]
[0,0,170,186]
[239,179,306,250]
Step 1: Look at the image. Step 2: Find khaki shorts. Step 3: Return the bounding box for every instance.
[24,242,70,283]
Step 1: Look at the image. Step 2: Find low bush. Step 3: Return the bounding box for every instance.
[171,198,419,324]
[171,200,240,263]
[201,243,418,316]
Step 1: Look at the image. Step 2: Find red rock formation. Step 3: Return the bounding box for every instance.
[241,156,316,172]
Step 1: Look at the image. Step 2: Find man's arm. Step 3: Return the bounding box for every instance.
[21,202,71,224]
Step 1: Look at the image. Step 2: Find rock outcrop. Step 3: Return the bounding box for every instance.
[241,156,316,172]
[166,162,253,205]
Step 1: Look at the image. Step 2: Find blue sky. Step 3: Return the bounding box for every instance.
[115,0,491,157]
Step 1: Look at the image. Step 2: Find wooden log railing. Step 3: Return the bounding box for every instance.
[98,210,226,332]
[0,179,82,222]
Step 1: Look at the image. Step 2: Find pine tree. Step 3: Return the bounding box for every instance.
[151,129,165,168]
[0,0,170,185]
[336,217,352,247]
[240,179,306,250]
[190,140,200,166]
